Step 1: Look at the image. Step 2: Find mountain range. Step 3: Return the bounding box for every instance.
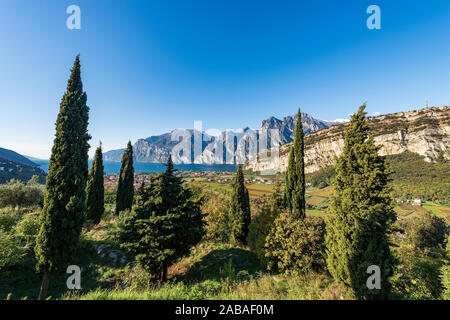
[103,112,345,163]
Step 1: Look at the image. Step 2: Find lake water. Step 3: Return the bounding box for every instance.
[34,160,237,175]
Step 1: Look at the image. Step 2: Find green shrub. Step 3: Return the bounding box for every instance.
[399,210,449,252]
[390,243,446,299]
[202,190,231,242]
[0,178,44,209]
[247,205,278,268]
[307,166,336,188]
[440,241,450,300]
[0,230,24,270]
[107,209,136,247]
[13,213,40,247]
[265,212,326,275]
[0,208,23,232]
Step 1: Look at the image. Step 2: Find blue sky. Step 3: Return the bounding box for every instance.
[1,0,450,158]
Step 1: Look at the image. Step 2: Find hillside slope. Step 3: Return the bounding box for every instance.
[0,147,37,166]
[0,157,46,184]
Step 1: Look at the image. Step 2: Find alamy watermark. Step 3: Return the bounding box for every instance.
[66,5,81,30]
[366,5,381,30]
[366,265,381,290]
[66,265,81,290]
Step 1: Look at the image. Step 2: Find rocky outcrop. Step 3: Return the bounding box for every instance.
[245,106,450,174]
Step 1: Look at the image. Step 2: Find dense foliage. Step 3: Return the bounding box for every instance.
[285,108,306,218]
[306,152,450,203]
[325,105,396,299]
[265,213,325,274]
[306,166,336,189]
[386,152,450,203]
[229,165,251,245]
[440,241,450,299]
[201,189,231,242]
[398,211,449,252]
[115,141,134,214]
[121,156,205,282]
[86,145,105,224]
[0,176,43,209]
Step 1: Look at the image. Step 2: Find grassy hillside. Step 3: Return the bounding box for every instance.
[306,152,449,204]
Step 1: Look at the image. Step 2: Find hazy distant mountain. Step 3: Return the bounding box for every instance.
[24,155,45,162]
[0,156,46,184]
[103,112,333,163]
[0,147,38,166]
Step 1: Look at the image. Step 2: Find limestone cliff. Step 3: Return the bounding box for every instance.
[245,106,450,174]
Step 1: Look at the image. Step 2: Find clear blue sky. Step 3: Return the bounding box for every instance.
[1,0,450,158]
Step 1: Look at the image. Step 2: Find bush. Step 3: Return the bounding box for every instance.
[265,213,326,275]
[390,243,445,299]
[0,208,23,232]
[13,213,40,248]
[247,201,278,268]
[0,178,44,209]
[441,241,450,300]
[399,210,449,252]
[0,230,24,270]
[107,209,137,248]
[202,190,231,242]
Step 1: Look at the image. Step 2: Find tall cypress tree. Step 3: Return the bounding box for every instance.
[34,56,91,299]
[86,144,105,224]
[285,108,305,219]
[229,164,251,245]
[325,104,396,299]
[115,141,134,214]
[285,148,295,211]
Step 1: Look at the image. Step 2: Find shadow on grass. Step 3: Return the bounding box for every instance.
[179,247,263,283]
[0,238,127,300]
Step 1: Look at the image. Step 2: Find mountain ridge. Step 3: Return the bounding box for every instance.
[0,147,38,167]
[103,112,334,163]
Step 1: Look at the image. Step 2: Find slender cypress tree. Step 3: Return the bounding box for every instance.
[34,56,91,299]
[325,104,396,299]
[86,144,105,224]
[229,165,251,245]
[285,108,306,219]
[285,148,295,211]
[115,141,134,214]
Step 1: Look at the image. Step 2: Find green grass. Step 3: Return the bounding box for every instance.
[306,209,326,217]
[73,241,352,300]
[75,272,352,300]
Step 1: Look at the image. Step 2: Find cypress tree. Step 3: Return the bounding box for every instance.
[34,56,91,299]
[285,108,306,219]
[86,144,105,224]
[229,164,251,245]
[285,148,295,211]
[127,155,204,282]
[325,104,396,299]
[115,141,134,214]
